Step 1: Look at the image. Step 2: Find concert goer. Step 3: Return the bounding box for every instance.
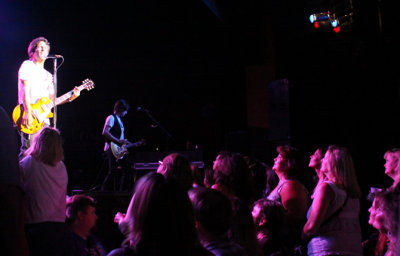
[101,99,134,192]
[114,152,194,236]
[365,186,400,256]
[243,155,267,200]
[203,167,215,188]
[383,148,400,190]
[156,152,193,191]
[0,106,29,256]
[66,194,106,256]
[212,151,255,207]
[188,187,247,256]
[17,37,79,158]
[308,146,327,198]
[212,151,261,256]
[107,172,212,256]
[252,198,287,256]
[267,145,311,250]
[303,145,362,256]
[191,163,204,188]
[264,165,279,198]
[243,155,278,199]
[20,127,73,256]
[362,149,400,256]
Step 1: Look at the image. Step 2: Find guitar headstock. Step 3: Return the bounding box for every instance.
[81,79,95,91]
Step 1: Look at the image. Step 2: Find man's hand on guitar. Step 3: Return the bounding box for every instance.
[117,139,130,147]
[22,111,34,127]
[69,86,81,102]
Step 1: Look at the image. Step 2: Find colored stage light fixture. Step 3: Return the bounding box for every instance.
[309,12,330,23]
[330,12,354,32]
[309,9,353,32]
[331,19,338,27]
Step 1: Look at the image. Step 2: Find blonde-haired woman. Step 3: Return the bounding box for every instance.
[20,127,71,256]
[303,145,362,256]
[383,148,400,189]
[367,187,400,256]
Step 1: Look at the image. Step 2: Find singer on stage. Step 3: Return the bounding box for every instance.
[17,37,80,158]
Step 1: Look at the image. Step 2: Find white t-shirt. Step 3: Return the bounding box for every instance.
[20,155,68,224]
[18,60,54,105]
[103,114,125,151]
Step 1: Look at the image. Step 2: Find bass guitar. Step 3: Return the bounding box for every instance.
[12,79,94,134]
[111,139,146,160]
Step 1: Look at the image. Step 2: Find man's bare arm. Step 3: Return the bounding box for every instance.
[21,80,33,127]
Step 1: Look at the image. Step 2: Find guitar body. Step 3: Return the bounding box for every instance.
[110,143,128,160]
[111,139,146,160]
[12,97,54,134]
[12,79,95,134]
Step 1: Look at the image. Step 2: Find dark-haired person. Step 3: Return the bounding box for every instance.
[308,147,327,198]
[114,152,194,237]
[108,172,212,256]
[101,99,140,191]
[20,127,73,256]
[66,194,106,256]
[212,151,261,256]
[0,106,29,256]
[252,198,287,256]
[156,152,193,191]
[188,187,247,256]
[18,37,80,158]
[267,145,312,251]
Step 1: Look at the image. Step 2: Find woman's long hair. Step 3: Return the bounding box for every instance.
[213,151,255,205]
[156,153,193,191]
[126,172,200,256]
[25,127,64,166]
[373,187,400,256]
[323,145,361,198]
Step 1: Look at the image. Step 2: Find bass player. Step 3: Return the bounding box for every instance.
[101,99,144,192]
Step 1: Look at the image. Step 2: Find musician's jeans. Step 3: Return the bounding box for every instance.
[19,124,49,160]
[19,132,36,160]
[101,149,133,192]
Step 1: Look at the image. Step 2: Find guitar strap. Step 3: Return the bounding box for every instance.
[320,193,349,228]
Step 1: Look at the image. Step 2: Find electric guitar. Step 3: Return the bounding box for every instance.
[111,139,146,159]
[12,79,94,134]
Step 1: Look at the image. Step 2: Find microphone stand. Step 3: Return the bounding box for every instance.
[52,58,58,128]
[143,109,173,149]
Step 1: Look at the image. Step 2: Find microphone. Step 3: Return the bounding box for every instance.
[136,107,150,113]
[46,54,63,59]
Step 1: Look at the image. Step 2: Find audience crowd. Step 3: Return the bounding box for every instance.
[2,113,400,256]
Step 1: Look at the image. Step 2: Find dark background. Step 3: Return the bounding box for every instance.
[1,0,399,249]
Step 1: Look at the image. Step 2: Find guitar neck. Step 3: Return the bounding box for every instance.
[45,84,85,109]
[127,140,145,148]
[126,142,139,149]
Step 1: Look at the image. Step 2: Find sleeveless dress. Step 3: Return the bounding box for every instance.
[307,181,362,256]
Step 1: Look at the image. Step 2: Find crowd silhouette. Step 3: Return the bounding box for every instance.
[2,110,400,256]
